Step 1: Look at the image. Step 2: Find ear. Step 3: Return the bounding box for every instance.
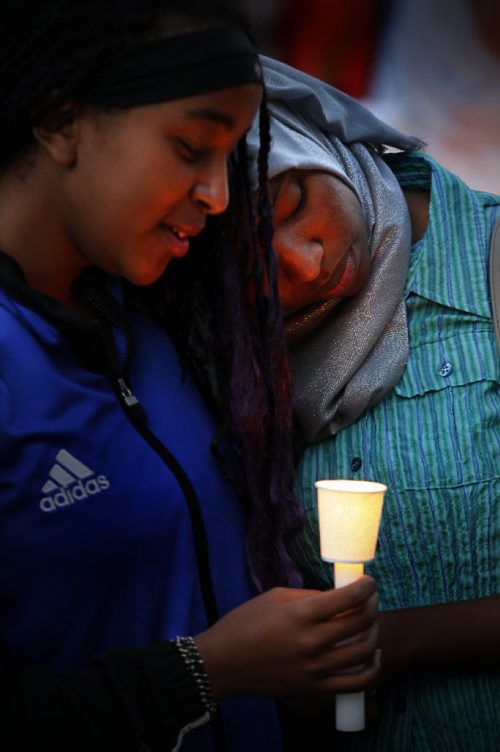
[32,103,81,167]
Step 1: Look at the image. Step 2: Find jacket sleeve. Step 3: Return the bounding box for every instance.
[0,640,210,751]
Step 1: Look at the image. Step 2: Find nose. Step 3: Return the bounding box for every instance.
[275,235,324,282]
[191,159,229,215]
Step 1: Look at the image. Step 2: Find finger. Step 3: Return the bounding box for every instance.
[290,592,378,665]
[316,650,381,695]
[278,593,378,669]
[298,576,377,622]
[268,586,327,604]
[329,628,379,675]
[333,619,379,651]
[310,592,379,650]
[308,624,379,678]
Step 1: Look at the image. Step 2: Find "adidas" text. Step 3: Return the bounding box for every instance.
[40,476,110,512]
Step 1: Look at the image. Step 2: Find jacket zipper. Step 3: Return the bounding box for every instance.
[112,375,228,752]
[87,285,228,750]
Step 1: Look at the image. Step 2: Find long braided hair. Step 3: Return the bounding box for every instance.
[0,0,304,591]
[161,99,305,591]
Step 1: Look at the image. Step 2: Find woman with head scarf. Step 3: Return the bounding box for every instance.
[247,57,500,751]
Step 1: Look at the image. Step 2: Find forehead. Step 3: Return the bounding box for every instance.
[153,84,263,133]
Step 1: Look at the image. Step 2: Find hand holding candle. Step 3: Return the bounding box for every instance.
[315,479,386,732]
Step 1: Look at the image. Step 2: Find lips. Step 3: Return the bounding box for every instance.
[158,224,190,258]
[158,221,203,259]
[322,250,359,299]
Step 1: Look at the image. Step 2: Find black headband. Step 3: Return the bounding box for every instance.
[80,25,263,107]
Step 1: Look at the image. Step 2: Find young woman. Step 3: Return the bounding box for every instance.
[247,57,500,751]
[0,3,380,750]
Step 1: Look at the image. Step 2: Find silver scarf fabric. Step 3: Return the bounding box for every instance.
[247,57,422,443]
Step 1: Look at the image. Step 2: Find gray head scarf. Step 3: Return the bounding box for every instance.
[247,56,422,443]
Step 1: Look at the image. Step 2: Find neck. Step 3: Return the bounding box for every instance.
[403,189,430,244]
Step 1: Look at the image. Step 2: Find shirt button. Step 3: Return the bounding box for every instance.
[438,361,453,377]
[351,456,362,472]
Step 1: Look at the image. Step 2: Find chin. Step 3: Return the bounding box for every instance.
[127,262,170,287]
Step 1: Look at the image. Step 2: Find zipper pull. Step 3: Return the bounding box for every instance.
[117,377,147,423]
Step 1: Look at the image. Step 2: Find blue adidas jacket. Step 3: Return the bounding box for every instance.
[0,254,282,751]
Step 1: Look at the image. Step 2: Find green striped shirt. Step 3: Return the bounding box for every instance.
[294,152,500,751]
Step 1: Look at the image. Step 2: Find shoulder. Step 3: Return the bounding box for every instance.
[385,150,500,210]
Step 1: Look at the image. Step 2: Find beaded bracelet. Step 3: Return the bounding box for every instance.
[174,636,218,716]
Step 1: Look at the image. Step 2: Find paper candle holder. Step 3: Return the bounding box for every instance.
[316,479,386,564]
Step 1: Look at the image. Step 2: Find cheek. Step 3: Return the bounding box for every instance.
[82,142,159,208]
[101,171,164,230]
[322,211,353,246]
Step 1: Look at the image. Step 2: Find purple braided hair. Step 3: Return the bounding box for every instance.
[160,96,305,591]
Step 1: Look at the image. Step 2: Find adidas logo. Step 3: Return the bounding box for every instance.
[40,449,110,512]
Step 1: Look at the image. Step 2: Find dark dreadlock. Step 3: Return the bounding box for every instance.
[0,0,304,591]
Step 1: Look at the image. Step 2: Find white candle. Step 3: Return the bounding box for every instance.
[315,479,386,733]
[334,562,364,589]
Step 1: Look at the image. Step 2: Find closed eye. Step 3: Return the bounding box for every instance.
[177,139,207,163]
[271,173,309,223]
[291,179,307,218]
